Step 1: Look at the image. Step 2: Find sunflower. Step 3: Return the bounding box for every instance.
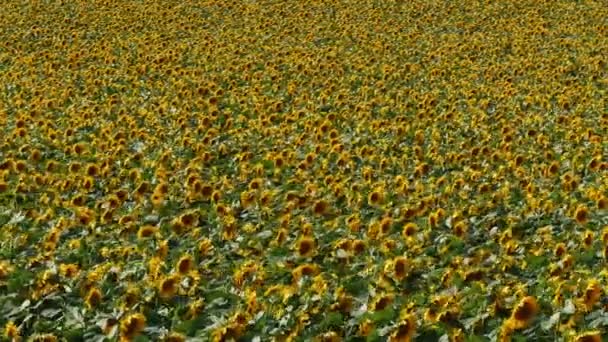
[273,228,289,246]
[574,205,589,224]
[602,226,608,245]
[164,332,186,342]
[248,178,263,190]
[158,274,180,299]
[179,212,198,228]
[123,286,140,308]
[59,263,79,278]
[507,296,539,330]
[346,214,361,232]
[240,190,256,208]
[316,331,341,342]
[372,293,394,311]
[581,280,601,311]
[581,230,594,249]
[378,216,392,235]
[176,254,193,274]
[393,256,410,281]
[402,222,417,239]
[390,314,416,342]
[368,188,385,206]
[3,321,19,340]
[86,163,99,177]
[85,287,102,309]
[30,334,57,342]
[151,192,165,208]
[450,328,465,342]
[575,331,602,342]
[352,239,366,255]
[198,238,214,256]
[296,236,316,258]
[137,225,157,239]
[597,196,607,210]
[312,199,330,215]
[222,216,238,241]
[452,221,468,238]
[428,212,439,228]
[359,319,374,337]
[554,242,567,257]
[120,313,146,340]
[184,298,205,320]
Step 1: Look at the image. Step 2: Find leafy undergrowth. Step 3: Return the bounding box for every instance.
[0,0,607,341]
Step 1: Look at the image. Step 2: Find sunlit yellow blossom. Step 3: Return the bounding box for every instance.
[120,313,146,340]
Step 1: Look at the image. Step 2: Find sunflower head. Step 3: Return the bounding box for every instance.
[164,332,186,342]
[554,242,567,257]
[30,334,58,342]
[574,205,589,224]
[402,222,418,238]
[296,236,316,258]
[352,239,366,255]
[575,331,602,342]
[179,212,198,227]
[3,320,19,339]
[390,314,416,342]
[393,256,410,281]
[176,255,193,274]
[368,188,385,206]
[453,221,468,238]
[85,287,102,309]
[123,286,140,308]
[312,199,330,215]
[582,230,594,249]
[582,280,602,310]
[199,238,214,256]
[158,274,180,299]
[372,293,394,311]
[137,225,158,239]
[248,178,263,190]
[509,296,539,329]
[120,313,146,339]
[359,319,374,337]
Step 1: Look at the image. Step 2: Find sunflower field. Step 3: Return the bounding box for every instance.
[0,0,607,341]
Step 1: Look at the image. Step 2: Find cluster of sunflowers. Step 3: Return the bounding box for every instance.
[0,0,607,341]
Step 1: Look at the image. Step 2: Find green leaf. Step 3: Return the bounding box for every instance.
[368,307,396,325]
[465,335,489,342]
[320,312,343,330]
[343,276,369,297]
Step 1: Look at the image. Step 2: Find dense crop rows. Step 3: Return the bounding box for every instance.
[0,0,607,341]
